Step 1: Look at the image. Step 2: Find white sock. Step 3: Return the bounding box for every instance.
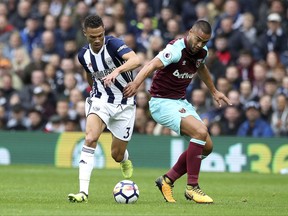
[120,149,129,163]
[79,146,95,195]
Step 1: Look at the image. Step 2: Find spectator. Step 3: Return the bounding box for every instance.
[208,121,222,136]
[2,31,25,60]
[237,101,274,137]
[23,47,46,85]
[134,107,148,134]
[135,16,161,50]
[239,80,258,105]
[180,0,199,31]
[44,114,64,133]
[263,77,279,108]
[63,114,81,132]
[225,65,241,90]
[214,34,232,66]
[240,12,257,47]
[252,61,269,97]
[206,0,225,26]
[19,69,45,110]
[0,14,14,43]
[213,0,244,33]
[27,108,46,131]
[271,93,288,136]
[6,103,29,131]
[259,94,273,123]
[9,0,32,31]
[54,14,77,53]
[157,6,176,35]
[236,49,256,82]
[162,18,182,45]
[20,14,42,55]
[190,89,208,115]
[205,47,226,82]
[10,47,31,80]
[277,76,288,97]
[31,86,56,121]
[255,13,288,63]
[0,73,17,104]
[215,16,251,62]
[40,30,64,62]
[75,100,85,132]
[219,105,243,135]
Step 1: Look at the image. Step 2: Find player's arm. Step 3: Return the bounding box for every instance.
[123,57,164,98]
[102,50,140,87]
[117,51,141,73]
[197,63,232,107]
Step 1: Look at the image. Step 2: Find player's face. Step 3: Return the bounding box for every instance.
[84,26,105,53]
[188,28,211,53]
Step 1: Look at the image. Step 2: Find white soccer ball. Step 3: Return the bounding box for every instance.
[113,180,139,204]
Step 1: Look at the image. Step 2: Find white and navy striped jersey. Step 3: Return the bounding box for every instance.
[78,35,135,105]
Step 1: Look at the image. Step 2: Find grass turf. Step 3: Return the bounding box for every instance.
[0,165,287,216]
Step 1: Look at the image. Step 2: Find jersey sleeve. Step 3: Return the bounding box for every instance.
[202,46,209,64]
[77,46,90,73]
[108,37,133,58]
[156,44,181,67]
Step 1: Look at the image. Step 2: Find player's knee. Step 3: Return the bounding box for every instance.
[194,126,208,140]
[85,135,97,147]
[203,144,213,156]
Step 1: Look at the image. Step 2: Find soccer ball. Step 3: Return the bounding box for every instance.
[113,180,139,204]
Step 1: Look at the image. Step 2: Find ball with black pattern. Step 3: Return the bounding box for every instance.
[113,180,139,204]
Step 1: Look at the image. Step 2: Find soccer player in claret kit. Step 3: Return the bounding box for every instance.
[68,15,141,203]
[124,20,232,204]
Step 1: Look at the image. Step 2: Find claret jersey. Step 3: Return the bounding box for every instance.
[78,35,135,105]
[149,37,208,99]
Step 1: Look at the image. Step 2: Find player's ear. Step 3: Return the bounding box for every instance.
[83,29,86,37]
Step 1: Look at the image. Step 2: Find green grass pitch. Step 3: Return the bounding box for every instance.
[0,165,287,216]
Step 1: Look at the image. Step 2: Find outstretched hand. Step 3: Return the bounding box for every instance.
[123,82,138,98]
[102,70,120,87]
[213,90,232,107]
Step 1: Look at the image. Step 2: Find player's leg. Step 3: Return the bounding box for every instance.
[181,115,213,203]
[111,137,133,179]
[202,133,213,159]
[149,98,179,202]
[109,104,135,179]
[68,98,107,203]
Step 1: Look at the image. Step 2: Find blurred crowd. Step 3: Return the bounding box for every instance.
[0,0,287,137]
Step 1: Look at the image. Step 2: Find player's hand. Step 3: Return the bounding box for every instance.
[123,82,138,98]
[102,70,120,87]
[213,90,232,107]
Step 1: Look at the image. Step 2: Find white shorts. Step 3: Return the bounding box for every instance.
[85,97,136,141]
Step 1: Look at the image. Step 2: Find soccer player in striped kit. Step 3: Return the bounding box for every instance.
[68,15,141,203]
[124,20,232,204]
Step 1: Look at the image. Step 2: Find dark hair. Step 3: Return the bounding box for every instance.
[192,20,212,35]
[83,15,104,29]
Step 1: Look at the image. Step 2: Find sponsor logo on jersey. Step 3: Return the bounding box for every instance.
[117,44,128,52]
[172,69,194,79]
[91,67,116,80]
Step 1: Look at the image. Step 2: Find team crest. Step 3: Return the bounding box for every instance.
[105,57,113,67]
[196,59,203,68]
